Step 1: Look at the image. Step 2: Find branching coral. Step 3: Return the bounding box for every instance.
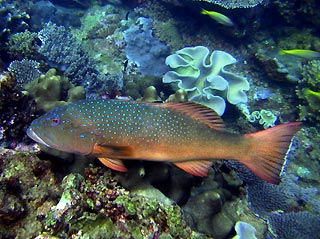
[6,30,39,59]
[8,59,42,87]
[37,22,120,97]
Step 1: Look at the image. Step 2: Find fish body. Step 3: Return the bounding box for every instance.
[201,9,234,26]
[279,49,320,60]
[27,100,301,184]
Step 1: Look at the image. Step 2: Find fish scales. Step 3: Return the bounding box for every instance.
[38,100,239,160]
[27,99,302,184]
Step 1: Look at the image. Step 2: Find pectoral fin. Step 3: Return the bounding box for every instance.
[174,160,212,177]
[98,157,128,172]
[92,144,133,157]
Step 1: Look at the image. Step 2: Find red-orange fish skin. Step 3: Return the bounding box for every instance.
[27,100,302,184]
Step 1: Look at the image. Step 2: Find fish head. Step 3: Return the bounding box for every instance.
[27,105,96,155]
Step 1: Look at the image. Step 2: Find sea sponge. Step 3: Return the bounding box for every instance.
[163,46,249,116]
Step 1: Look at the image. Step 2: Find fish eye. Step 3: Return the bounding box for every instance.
[51,114,60,126]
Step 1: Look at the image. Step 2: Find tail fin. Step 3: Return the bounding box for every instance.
[278,49,286,55]
[242,122,302,184]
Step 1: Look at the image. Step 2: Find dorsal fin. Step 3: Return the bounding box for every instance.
[161,102,225,131]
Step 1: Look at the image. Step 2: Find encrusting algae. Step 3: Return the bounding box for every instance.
[27,99,301,184]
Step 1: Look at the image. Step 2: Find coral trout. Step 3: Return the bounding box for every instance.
[27,100,301,184]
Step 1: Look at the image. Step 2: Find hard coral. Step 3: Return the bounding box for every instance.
[0,149,61,238]
[267,212,320,239]
[123,17,170,76]
[0,1,30,39]
[163,46,249,116]
[41,165,205,238]
[189,0,266,9]
[8,59,42,87]
[297,60,320,123]
[24,68,85,111]
[37,22,117,97]
[0,71,38,146]
[6,30,39,59]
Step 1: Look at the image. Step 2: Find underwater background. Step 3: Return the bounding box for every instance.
[0,0,320,238]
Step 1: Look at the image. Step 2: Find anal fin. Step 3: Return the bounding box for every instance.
[174,160,212,177]
[98,157,128,172]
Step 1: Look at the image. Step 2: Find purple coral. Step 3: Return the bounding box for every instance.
[123,17,170,76]
[267,212,320,239]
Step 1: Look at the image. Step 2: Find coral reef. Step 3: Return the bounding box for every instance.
[24,68,85,111]
[0,148,61,238]
[296,60,320,123]
[246,180,297,218]
[29,0,84,30]
[37,22,93,83]
[247,109,277,129]
[287,127,320,187]
[1,1,319,239]
[137,85,161,102]
[163,46,249,116]
[166,89,187,102]
[73,5,127,76]
[181,166,262,239]
[253,48,302,83]
[37,22,120,98]
[123,17,170,76]
[8,59,42,87]
[0,71,38,146]
[0,1,30,39]
[267,212,320,239]
[6,30,39,59]
[189,0,266,9]
[0,147,213,238]
[233,221,257,239]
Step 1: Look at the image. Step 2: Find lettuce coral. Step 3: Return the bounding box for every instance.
[233,221,257,239]
[163,46,249,116]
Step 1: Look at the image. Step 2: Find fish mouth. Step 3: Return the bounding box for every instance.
[27,127,51,148]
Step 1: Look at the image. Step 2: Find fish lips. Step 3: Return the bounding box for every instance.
[27,127,51,148]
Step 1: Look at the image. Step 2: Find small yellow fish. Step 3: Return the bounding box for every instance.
[201,9,234,26]
[279,49,320,60]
